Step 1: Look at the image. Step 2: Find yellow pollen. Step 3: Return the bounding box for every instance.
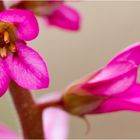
[0,47,7,58]
[4,31,10,44]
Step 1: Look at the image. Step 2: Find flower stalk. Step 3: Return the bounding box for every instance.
[9,80,44,139]
[0,1,5,11]
[38,97,63,112]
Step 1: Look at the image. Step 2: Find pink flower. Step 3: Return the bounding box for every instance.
[3,1,81,31]
[0,9,49,96]
[0,93,69,139]
[62,43,140,116]
[0,124,19,139]
[45,3,81,31]
[38,92,69,139]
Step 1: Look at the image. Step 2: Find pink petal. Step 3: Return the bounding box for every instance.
[5,42,49,90]
[83,61,137,96]
[94,84,140,114]
[109,42,140,65]
[46,4,80,31]
[0,61,10,97]
[0,124,19,139]
[43,107,69,140]
[0,9,39,41]
[38,92,69,140]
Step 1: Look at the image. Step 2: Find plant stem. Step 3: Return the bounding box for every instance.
[9,80,44,139]
[0,0,5,11]
[38,99,63,112]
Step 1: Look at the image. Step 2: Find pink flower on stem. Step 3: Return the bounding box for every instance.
[0,93,69,139]
[3,1,81,31]
[62,43,140,116]
[0,9,49,96]
[45,2,81,31]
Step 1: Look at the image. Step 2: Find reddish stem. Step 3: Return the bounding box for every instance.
[38,99,63,112]
[9,80,44,139]
[0,0,5,11]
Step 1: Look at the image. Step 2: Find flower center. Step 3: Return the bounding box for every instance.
[0,22,16,58]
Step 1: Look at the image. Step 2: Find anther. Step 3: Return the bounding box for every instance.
[9,43,16,52]
[0,47,7,58]
[4,31,10,44]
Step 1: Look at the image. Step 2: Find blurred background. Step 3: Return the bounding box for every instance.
[1,1,140,139]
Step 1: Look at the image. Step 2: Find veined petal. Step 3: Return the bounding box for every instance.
[109,42,140,65]
[5,42,49,90]
[38,92,69,139]
[0,62,10,97]
[0,124,19,139]
[83,61,137,96]
[46,4,80,31]
[0,9,39,41]
[94,84,140,114]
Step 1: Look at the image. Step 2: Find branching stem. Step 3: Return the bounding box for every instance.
[9,81,44,139]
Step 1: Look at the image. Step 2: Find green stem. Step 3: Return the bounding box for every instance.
[9,81,44,139]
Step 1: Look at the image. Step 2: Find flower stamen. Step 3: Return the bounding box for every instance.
[4,31,10,44]
[0,47,7,58]
[9,43,16,53]
[0,22,16,58]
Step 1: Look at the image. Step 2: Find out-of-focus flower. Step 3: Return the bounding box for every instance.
[38,92,69,139]
[0,92,69,139]
[0,9,49,96]
[3,1,81,31]
[62,43,140,116]
[0,124,19,139]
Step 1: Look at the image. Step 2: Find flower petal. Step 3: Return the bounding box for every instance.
[0,9,39,41]
[0,62,10,97]
[83,61,137,96]
[94,84,140,114]
[43,108,69,140]
[0,124,19,139]
[46,4,80,31]
[5,42,49,90]
[38,92,69,139]
[109,42,140,65]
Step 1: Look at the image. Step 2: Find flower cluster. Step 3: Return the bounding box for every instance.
[1,0,140,139]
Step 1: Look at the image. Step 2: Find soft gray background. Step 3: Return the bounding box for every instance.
[1,1,140,139]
